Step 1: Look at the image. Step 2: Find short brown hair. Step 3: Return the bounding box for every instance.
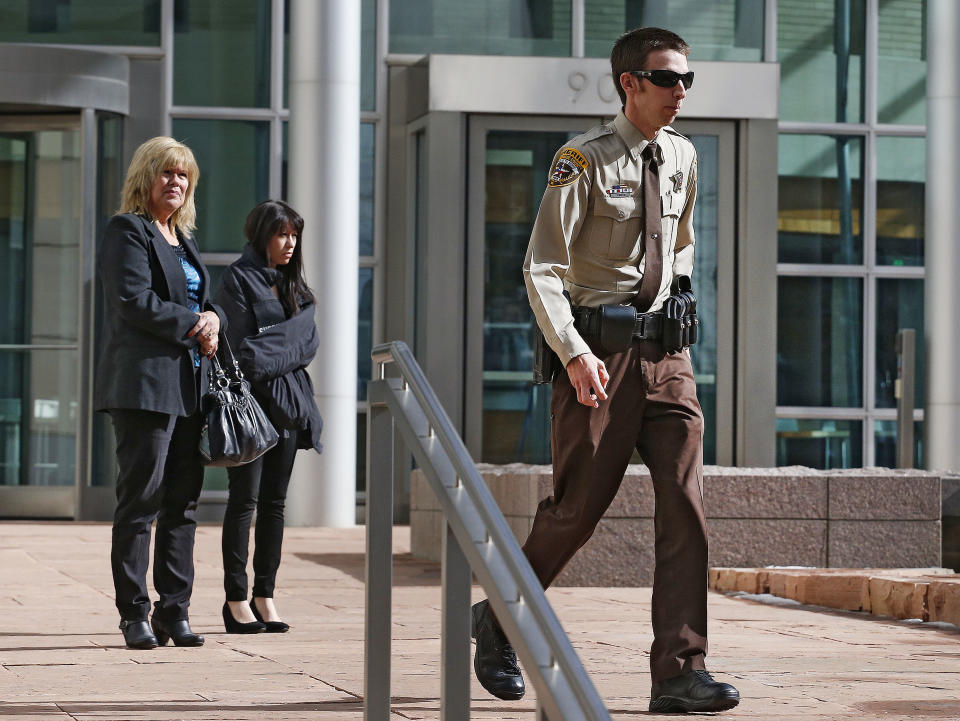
[117,136,200,235]
[610,27,691,105]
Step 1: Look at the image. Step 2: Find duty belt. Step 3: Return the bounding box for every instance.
[572,306,663,341]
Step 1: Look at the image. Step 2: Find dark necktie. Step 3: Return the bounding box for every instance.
[634,142,663,312]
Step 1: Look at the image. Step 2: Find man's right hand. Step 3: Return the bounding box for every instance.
[565,352,609,408]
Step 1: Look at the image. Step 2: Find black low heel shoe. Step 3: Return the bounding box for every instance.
[222,602,266,634]
[250,599,290,633]
[119,620,158,650]
[150,616,205,647]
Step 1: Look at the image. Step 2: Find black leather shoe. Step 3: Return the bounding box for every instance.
[649,669,740,713]
[222,602,266,634]
[119,620,157,650]
[250,599,290,633]
[471,600,525,700]
[151,615,205,647]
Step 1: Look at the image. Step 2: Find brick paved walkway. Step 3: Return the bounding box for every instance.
[0,522,957,720]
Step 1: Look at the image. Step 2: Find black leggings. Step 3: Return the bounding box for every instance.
[221,432,299,600]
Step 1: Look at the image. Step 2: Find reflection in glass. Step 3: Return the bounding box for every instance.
[174,0,271,108]
[0,129,81,487]
[688,134,718,465]
[777,277,863,407]
[0,0,160,45]
[585,0,763,61]
[878,0,926,125]
[778,0,865,123]
[876,136,924,266]
[92,114,125,488]
[776,418,862,469]
[358,268,374,401]
[778,134,863,264]
[482,131,572,464]
[874,419,923,469]
[390,0,570,56]
[362,0,377,111]
[172,119,270,252]
[875,279,924,410]
[360,124,375,256]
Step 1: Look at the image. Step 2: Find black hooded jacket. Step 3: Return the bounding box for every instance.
[214,244,322,453]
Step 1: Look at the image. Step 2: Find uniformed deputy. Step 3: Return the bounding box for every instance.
[470,28,741,714]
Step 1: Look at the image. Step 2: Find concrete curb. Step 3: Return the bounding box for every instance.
[710,566,960,624]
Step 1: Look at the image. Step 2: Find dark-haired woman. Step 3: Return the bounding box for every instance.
[215,200,323,634]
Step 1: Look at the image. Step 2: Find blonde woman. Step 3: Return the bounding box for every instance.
[95,137,225,650]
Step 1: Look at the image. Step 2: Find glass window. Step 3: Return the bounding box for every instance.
[360,123,375,256]
[776,418,862,469]
[0,0,160,45]
[875,278,924,410]
[390,0,570,56]
[876,136,924,266]
[878,0,926,125]
[874,419,923,469]
[0,129,81,487]
[362,0,377,111]
[777,276,863,407]
[585,0,764,61]
[778,0,865,123]
[358,268,373,401]
[172,119,270,252]
[174,0,271,108]
[778,134,864,264]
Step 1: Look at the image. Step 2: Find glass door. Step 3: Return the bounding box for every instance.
[0,118,83,514]
[465,116,736,465]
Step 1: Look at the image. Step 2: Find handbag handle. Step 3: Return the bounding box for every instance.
[208,333,244,385]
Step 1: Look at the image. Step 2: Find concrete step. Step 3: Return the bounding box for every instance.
[710,566,960,624]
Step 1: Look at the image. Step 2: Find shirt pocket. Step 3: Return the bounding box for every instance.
[581,192,643,261]
[252,298,286,332]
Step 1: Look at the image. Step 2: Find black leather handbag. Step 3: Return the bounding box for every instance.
[199,336,279,467]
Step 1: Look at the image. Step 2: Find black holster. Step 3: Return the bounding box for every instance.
[532,327,562,384]
[662,275,699,353]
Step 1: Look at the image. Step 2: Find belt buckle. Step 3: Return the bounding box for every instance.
[635,312,645,339]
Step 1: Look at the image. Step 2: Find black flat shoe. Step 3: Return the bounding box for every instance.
[649,669,740,713]
[250,599,290,633]
[471,599,525,700]
[151,615,204,647]
[119,619,157,650]
[222,602,265,634]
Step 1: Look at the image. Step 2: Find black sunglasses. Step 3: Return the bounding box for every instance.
[629,69,694,89]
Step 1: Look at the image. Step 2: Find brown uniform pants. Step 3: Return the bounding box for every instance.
[521,339,708,683]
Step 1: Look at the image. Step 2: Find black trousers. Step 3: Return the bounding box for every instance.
[221,432,298,600]
[109,408,205,623]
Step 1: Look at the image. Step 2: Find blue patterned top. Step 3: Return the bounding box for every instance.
[173,244,204,367]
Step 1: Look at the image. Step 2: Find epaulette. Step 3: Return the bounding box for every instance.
[579,123,616,145]
[662,126,691,141]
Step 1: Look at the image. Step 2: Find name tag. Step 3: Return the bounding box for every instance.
[605,184,633,199]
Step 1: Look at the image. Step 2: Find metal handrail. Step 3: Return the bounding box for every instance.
[364,340,611,721]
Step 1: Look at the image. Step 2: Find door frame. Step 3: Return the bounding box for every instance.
[463,114,738,465]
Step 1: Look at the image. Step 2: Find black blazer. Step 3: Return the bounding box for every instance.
[94,213,225,416]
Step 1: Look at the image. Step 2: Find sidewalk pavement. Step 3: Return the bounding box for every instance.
[0,521,957,720]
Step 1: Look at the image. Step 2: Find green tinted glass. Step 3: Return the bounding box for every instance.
[0,0,160,46]
[174,0,271,108]
[585,0,763,61]
[390,0,570,56]
[172,119,270,252]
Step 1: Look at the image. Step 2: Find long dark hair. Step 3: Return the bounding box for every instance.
[244,200,315,313]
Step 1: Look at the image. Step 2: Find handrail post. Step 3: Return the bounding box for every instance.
[364,384,394,721]
[441,519,472,720]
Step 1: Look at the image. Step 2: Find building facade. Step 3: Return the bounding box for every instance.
[0,0,929,521]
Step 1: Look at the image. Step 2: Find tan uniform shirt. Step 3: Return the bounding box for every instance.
[523,112,698,366]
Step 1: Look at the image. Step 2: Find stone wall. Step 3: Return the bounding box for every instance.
[410,464,942,586]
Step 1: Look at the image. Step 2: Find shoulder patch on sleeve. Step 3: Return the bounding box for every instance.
[548,147,589,188]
